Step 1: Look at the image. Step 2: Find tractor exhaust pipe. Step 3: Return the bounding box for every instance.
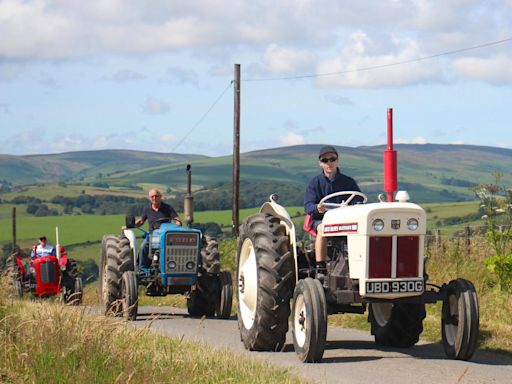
[55,226,62,264]
[384,108,398,202]
[184,164,194,226]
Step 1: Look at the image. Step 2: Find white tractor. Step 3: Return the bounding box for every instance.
[236,110,479,363]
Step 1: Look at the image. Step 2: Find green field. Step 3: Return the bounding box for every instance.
[0,201,480,246]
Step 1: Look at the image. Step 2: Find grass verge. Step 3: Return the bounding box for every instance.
[0,290,304,384]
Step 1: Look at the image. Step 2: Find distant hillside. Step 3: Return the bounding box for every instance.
[0,150,207,184]
[1,144,511,203]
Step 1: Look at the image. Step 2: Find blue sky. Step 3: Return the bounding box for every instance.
[0,1,511,156]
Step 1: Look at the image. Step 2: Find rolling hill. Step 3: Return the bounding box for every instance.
[1,144,511,203]
[0,150,206,185]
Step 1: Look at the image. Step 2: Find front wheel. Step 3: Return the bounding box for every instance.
[292,278,327,363]
[121,271,138,321]
[441,279,479,360]
[215,271,233,319]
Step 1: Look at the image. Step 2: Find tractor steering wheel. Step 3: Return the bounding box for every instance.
[319,191,368,209]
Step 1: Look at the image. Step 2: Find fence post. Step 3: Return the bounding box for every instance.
[464,225,471,254]
[435,229,442,250]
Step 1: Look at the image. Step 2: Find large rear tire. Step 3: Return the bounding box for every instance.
[369,302,426,347]
[99,235,134,316]
[5,257,23,298]
[292,278,327,363]
[121,271,138,321]
[63,259,82,305]
[201,236,221,274]
[215,271,233,319]
[237,213,294,351]
[441,278,479,360]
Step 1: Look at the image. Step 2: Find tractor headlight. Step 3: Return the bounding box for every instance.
[186,261,195,270]
[407,218,419,231]
[372,219,384,232]
[168,261,177,270]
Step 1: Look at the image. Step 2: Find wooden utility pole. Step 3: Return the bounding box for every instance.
[232,64,241,237]
[12,207,16,251]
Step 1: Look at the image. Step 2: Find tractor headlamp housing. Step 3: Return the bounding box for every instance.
[372,218,384,232]
[407,218,419,231]
[186,261,195,270]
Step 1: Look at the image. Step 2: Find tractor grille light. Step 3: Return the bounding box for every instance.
[407,218,419,231]
[168,261,177,270]
[372,219,384,232]
[186,261,195,270]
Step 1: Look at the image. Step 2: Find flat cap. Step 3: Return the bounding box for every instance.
[318,145,338,159]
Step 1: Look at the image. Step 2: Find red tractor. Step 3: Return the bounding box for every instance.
[5,226,83,305]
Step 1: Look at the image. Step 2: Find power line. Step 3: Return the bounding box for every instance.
[243,36,512,82]
[172,81,233,151]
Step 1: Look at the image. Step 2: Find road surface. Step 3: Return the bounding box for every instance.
[129,306,512,384]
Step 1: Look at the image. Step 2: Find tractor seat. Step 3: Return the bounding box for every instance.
[303,214,317,237]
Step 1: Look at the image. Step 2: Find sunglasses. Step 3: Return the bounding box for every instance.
[150,195,161,198]
[320,157,338,163]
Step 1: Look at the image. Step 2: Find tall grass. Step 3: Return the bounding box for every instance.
[0,287,303,383]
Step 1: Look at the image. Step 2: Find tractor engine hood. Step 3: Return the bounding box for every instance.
[321,202,427,237]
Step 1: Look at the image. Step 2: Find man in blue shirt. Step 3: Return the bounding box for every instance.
[134,188,181,268]
[304,146,361,272]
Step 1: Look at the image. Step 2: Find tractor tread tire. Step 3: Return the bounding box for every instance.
[100,234,134,316]
[201,236,221,274]
[62,259,82,305]
[369,302,426,348]
[237,213,294,352]
[187,273,218,317]
[4,256,23,298]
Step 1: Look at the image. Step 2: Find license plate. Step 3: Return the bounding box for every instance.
[366,280,423,294]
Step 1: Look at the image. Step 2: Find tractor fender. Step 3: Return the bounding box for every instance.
[259,196,299,283]
[123,229,138,272]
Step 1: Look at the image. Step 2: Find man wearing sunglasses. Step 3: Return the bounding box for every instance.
[304,145,362,275]
[134,188,181,268]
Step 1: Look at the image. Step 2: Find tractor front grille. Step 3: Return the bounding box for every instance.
[40,260,58,283]
[369,236,419,278]
[165,232,199,274]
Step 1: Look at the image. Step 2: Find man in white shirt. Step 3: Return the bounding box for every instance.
[30,236,56,258]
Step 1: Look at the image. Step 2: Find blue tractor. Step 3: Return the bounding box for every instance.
[99,165,233,320]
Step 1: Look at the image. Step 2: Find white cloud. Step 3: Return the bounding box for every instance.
[316,32,445,88]
[279,132,305,146]
[453,55,512,85]
[142,97,171,115]
[262,44,315,74]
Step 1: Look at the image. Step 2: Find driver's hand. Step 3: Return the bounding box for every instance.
[317,203,326,214]
[121,225,127,230]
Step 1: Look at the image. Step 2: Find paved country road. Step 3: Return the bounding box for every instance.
[129,306,512,384]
